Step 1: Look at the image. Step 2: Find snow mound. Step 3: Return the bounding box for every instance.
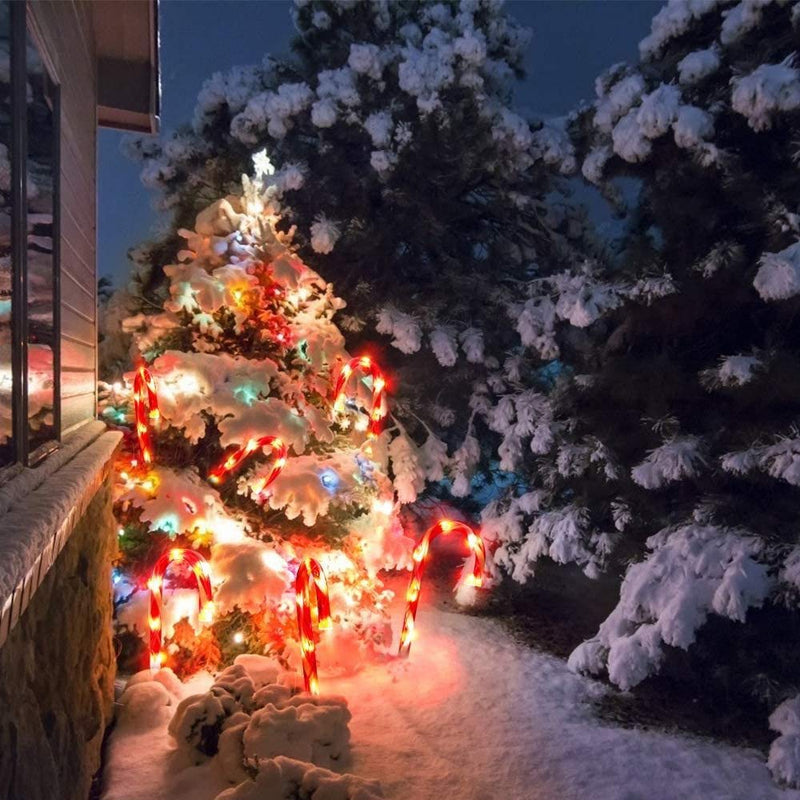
[104,603,800,800]
[242,695,351,769]
[168,662,351,774]
[215,756,383,800]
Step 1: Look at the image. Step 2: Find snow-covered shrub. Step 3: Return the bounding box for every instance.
[169,660,351,775]
[215,756,383,800]
[112,661,381,800]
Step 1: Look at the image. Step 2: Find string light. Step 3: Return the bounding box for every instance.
[295,558,332,695]
[331,355,387,439]
[133,365,159,465]
[398,520,486,658]
[148,548,214,671]
[319,468,340,494]
[208,435,288,488]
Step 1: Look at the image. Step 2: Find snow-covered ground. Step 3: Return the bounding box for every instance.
[102,579,800,800]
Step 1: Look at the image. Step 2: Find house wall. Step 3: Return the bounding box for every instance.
[0,475,116,800]
[0,6,114,800]
[28,0,98,436]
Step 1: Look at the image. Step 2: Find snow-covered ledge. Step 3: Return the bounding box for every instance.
[0,420,122,648]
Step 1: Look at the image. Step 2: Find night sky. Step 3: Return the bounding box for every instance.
[97,0,659,285]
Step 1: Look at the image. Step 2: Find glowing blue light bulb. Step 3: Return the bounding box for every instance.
[319,469,340,493]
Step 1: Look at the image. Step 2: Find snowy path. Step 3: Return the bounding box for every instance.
[103,590,800,800]
[329,605,799,800]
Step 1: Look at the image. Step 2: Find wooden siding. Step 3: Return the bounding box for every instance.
[28,1,97,436]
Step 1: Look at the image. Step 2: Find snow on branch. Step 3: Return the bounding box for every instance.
[699,352,765,389]
[731,59,800,132]
[569,523,771,690]
[631,435,707,489]
[484,495,613,583]
[639,0,720,61]
[677,47,720,85]
[721,432,800,486]
[769,696,800,788]
[754,241,800,301]
[376,306,422,354]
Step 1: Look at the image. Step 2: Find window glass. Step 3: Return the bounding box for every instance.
[0,1,12,465]
[26,28,56,457]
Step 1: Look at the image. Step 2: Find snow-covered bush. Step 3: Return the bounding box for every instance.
[170,663,351,772]
[111,659,383,800]
[215,757,383,800]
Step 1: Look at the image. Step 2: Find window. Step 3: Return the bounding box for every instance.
[0,0,60,471]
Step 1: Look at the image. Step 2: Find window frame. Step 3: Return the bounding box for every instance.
[5,0,61,472]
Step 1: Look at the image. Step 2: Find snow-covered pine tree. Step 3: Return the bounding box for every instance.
[478,0,800,769]
[105,173,446,677]
[117,0,586,493]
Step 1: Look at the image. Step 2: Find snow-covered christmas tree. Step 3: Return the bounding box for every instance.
[104,168,445,678]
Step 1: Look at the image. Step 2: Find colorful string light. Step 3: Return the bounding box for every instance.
[133,366,159,464]
[295,557,332,695]
[148,548,214,671]
[208,435,288,489]
[332,355,387,439]
[398,520,486,658]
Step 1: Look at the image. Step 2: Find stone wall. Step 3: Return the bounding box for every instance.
[0,476,116,800]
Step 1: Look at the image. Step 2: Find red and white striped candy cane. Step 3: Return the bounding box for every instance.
[148,548,214,671]
[398,520,486,658]
[133,365,159,465]
[295,557,331,695]
[332,355,387,439]
[208,435,288,489]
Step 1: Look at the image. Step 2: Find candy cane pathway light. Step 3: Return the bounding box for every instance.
[295,558,332,695]
[133,365,160,464]
[332,355,387,439]
[208,435,288,488]
[148,548,214,671]
[398,520,486,658]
